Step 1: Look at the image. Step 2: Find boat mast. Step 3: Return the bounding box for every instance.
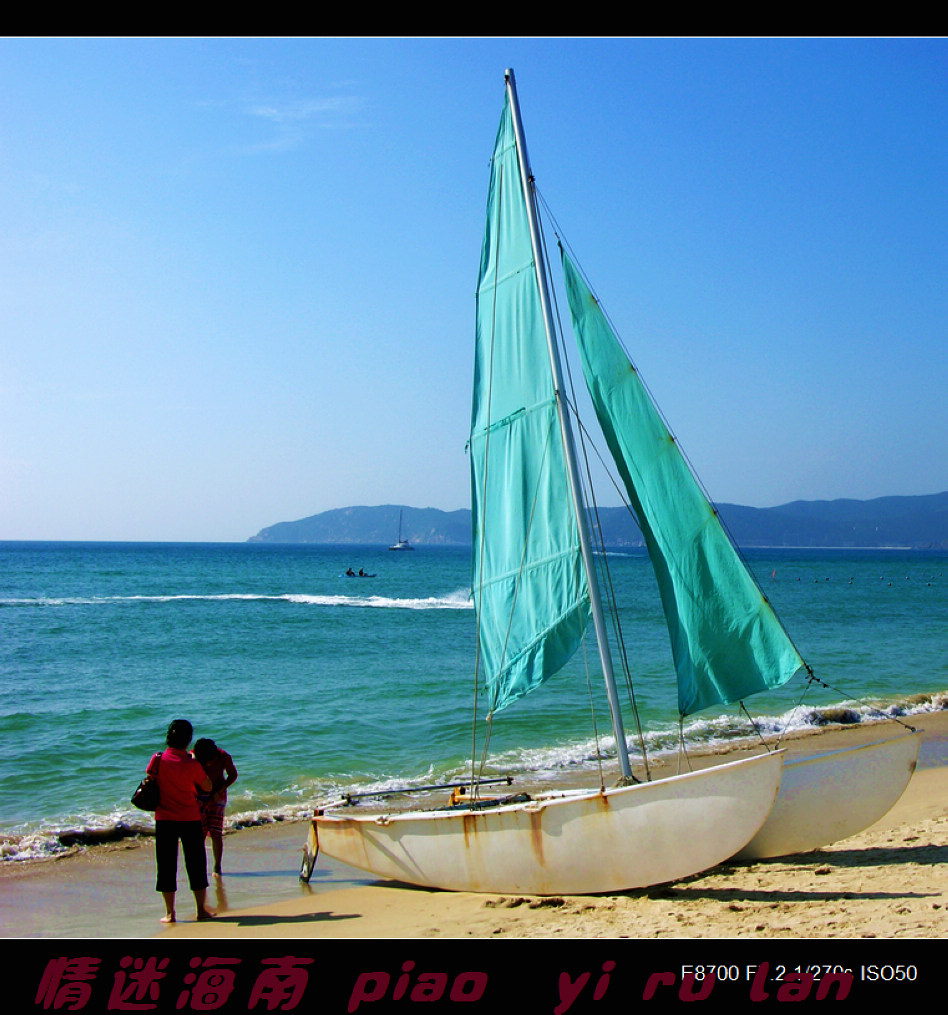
[504,68,633,781]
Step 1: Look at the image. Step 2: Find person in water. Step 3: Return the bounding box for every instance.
[192,738,239,877]
[146,719,214,923]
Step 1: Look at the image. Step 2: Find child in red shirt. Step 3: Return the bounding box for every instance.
[192,738,239,877]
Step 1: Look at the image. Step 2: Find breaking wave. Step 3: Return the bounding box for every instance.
[0,590,473,611]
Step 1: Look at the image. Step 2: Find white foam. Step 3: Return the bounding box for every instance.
[1,590,474,610]
[285,590,472,610]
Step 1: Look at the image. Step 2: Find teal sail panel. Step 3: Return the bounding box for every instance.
[470,95,590,716]
[561,249,804,716]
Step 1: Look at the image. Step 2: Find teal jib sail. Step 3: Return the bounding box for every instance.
[470,96,590,716]
[561,249,804,716]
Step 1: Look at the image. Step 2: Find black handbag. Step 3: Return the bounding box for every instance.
[132,753,161,811]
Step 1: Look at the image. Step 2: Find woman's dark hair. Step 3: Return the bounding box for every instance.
[166,719,193,749]
[193,738,219,763]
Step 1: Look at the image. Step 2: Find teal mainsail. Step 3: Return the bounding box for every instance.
[470,94,590,716]
[561,248,804,716]
[471,93,802,721]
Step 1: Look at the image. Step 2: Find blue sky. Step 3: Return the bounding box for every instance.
[2,37,946,541]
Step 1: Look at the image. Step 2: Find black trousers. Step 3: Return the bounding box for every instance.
[155,819,208,893]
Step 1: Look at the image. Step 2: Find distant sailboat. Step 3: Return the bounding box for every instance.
[300,69,917,894]
[389,510,414,551]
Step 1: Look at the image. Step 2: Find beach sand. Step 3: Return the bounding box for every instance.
[4,712,947,941]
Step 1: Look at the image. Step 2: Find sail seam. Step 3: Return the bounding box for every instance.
[468,396,557,441]
[476,261,534,295]
[491,600,592,685]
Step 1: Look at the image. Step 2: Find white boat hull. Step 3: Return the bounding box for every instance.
[733,731,920,860]
[303,751,783,895]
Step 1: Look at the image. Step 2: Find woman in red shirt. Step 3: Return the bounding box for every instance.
[145,719,214,923]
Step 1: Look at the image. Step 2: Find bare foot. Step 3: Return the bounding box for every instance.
[160,913,176,924]
[212,869,222,878]
[196,908,216,921]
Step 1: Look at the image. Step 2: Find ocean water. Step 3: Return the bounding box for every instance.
[1,540,946,862]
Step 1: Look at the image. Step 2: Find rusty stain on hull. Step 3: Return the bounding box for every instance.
[462,811,478,850]
[333,818,373,868]
[529,810,544,865]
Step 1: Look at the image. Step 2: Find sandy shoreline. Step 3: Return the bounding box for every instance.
[3,712,947,940]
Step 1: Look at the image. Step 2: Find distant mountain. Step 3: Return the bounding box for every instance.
[703,493,948,550]
[248,493,948,549]
[249,505,471,546]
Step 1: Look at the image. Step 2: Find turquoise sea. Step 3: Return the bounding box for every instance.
[1,540,946,862]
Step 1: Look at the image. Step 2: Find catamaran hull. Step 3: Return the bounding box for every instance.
[733,731,920,860]
[304,752,783,895]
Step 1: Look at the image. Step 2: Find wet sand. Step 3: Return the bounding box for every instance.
[3,712,947,940]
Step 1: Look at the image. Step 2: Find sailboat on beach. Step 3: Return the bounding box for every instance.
[300,70,917,893]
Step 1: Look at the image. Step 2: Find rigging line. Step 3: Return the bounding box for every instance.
[567,410,656,776]
[542,194,712,536]
[563,393,658,753]
[572,414,643,528]
[590,498,649,779]
[676,717,693,775]
[758,665,827,752]
[537,193,667,775]
[476,715,495,792]
[762,676,822,753]
[580,634,607,791]
[801,672,918,737]
[567,406,649,778]
[547,195,743,533]
[739,701,776,752]
[571,402,660,752]
[567,409,653,763]
[535,193,647,556]
[591,512,650,781]
[545,192,817,688]
[533,195,650,780]
[747,669,918,756]
[534,205,650,783]
[470,158,506,798]
[529,213,618,785]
